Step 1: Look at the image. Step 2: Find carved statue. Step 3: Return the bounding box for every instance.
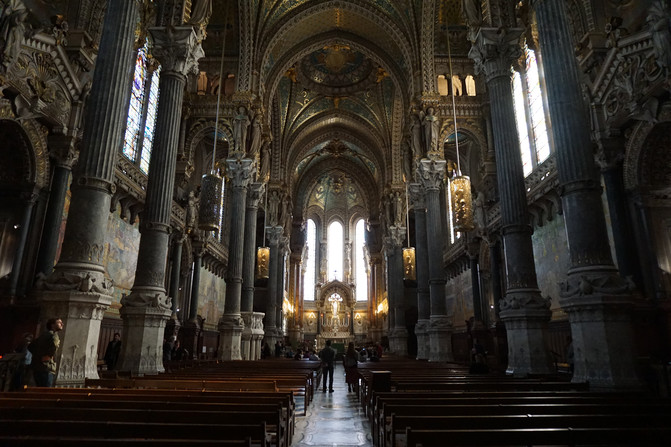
[410,112,423,157]
[0,0,28,67]
[452,75,463,96]
[474,191,486,233]
[268,190,280,225]
[344,242,352,282]
[393,191,403,225]
[259,141,270,181]
[422,107,440,154]
[462,0,482,42]
[232,106,250,153]
[185,190,197,231]
[647,1,671,69]
[249,111,263,157]
[189,0,213,26]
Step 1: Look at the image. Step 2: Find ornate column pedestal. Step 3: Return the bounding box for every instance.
[218,314,244,361]
[180,318,201,360]
[499,307,552,376]
[385,225,407,356]
[415,319,430,360]
[241,311,265,360]
[40,291,109,386]
[389,327,409,355]
[118,302,172,374]
[429,315,453,362]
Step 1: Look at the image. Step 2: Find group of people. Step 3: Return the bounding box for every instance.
[162,337,189,363]
[10,317,63,388]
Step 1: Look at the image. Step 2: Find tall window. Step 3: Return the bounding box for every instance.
[304,219,316,301]
[512,43,550,177]
[123,43,161,174]
[355,219,367,301]
[328,221,343,281]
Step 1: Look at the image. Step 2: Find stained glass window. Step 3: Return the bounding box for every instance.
[355,219,367,301]
[304,219,316,301]
[512,43,551,177]
[328,221,343,281]
[122,43,161,175]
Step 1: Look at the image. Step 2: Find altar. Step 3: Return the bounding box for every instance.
[314,280,356,351]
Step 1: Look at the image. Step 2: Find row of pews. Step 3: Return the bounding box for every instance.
[0,358,322,447]
[357,359,671,446]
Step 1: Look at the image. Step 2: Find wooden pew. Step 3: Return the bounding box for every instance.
[0,438,252,447]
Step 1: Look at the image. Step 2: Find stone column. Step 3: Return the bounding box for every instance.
[35,135,78,277]
[181,243,203,359]
[418,159,453,362]
[217,158,253,361]
[118,26,204,375]
[468,249,484,323]
[37,0,139,386]
[532,0,638,388]
[385,226,408,356]
[287,252,303,344]
[264,226,283,346]
[409,183,431,360]
[489,238,504,322]
[9,191,37,296]
[164,232,185,341]
[241,182,265,360]
[276,235,290,338]
[470,28,553,376]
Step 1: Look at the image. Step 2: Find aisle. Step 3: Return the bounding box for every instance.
[293,363,373,447]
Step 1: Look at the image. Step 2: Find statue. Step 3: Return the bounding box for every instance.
[422,107,440,154]
[474,191,486,234]
[268,190,280,225]
[452,75,463,96]
[0,0,28,67]
[647,1,671,69]
[249,111,263,157]
[462,0,482,42]
[410,112,423,157]
[259,141,271,181]
[394,191,403,225]
[344,242,352,282]
[189,0,213,26]
[185,190,197,231]
[232,106,250,153]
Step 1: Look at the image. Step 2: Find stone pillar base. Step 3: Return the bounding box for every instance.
[181,319,201,360]
[263,324,280,351]
[415,319,430,360]
[118,303,172,375]
[389,327,408,356]
[288,327,303,346]
[429,316,453,362]
[561,294,640,390]
[241,312,254,360]
[500,306,553,377]
[39,290,111,387]
[164,316,181,344]
[218,314,244,361]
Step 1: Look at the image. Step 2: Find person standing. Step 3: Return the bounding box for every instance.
[343,342,359,392]
[319,339,336,393]
[29,317,63,387]
[104,332,122,371]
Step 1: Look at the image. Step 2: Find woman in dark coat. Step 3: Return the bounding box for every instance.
[343,342,359,392]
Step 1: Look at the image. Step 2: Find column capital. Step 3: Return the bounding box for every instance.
[226,157,254,189]
[246,182,265,208]
[417,158,446,190]
[384,225,406,252]
[408,182,426,209]
[595,134,625,171]
[469,28,523,82]
[267,225,284,246]
[149,26,204,76]
[48,134,79,168]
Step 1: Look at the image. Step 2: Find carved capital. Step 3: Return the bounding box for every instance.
[246,182,265,208]
[48,134,79,169]
[225,157,254,189]
[149,26,204,76]
[595,135,626,171]
[267,225,284,246]
[386,225,406,249]
[469,28,523,82]
[408,182,426,209]
[417,158,446,190]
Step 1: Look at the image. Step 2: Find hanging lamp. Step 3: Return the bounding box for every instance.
[256,182,270,279]
[198,4,229,232]
[402,183,416,281]
[446,13,474,233]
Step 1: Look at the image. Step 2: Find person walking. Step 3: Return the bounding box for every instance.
[29,317,63,387]
[319,340,336,393]
[343,342,359,392]
[104,332,122,371]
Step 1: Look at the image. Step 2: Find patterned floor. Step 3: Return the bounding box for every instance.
[292,363,373,447]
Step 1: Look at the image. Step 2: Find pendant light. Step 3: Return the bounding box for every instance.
[198,4,229,232]
[402,182,416,281]
[446,14,474,233]
[256,187,270,279]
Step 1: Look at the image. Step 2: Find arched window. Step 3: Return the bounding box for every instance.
[512,43,551,177]
[304,219,316,301]
[122,43,161,174]
[355,219,367,301]
[328,221,343,281]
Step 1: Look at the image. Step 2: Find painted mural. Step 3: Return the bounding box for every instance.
[531,216,570,318]
[104,208,141,314]
[198,267,226,331]
[448,269,473,331]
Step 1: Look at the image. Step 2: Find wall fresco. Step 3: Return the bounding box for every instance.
[447,269,472,331]
[531,215,570,317]
[198,267,226,331]
[103,208,141,314]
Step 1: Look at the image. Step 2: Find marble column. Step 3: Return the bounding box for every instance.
[287,252,303,344]
[37,0,138,387]
[418,159,453,362]
[409,183,430,360]
[35,135,78,277]
[470,254,484,323]
[218,158,253,361]
[385,226,408,356]
[264,226,283,346]
[470,28,553,376]
[532,0,638,388]
[489,238,504,322]
[241,182,265,360]
[164,232,185,341]
[276,235,290,338]
[118,26,204,375]
[181,244,203,360]
[9,191,37,297]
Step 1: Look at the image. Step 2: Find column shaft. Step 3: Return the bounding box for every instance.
[168,236,184,315]
[35,162,71,277]
[241,183,264,312]
[470,257,483,322]
[189,253,202,321]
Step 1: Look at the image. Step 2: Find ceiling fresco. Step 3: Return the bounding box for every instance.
[294,140,378,183]
[306,171,365,212]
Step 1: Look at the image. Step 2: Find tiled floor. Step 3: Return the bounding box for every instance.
[293,363,373,447]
